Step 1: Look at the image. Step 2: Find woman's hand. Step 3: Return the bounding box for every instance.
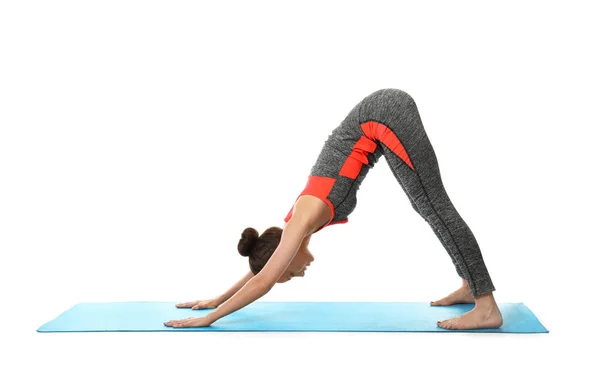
[175,299,218,310]
[164,315,213,328]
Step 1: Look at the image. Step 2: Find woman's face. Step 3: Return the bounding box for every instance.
[277,245,314,283]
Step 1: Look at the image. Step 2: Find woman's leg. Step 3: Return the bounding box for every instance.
[358,88,502,329]
[389,163,476,306]
[390,167,468,282]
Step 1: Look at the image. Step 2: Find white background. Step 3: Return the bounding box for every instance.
[1,0,598,364]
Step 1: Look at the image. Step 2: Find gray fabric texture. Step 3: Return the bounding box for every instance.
[308,88,495,296]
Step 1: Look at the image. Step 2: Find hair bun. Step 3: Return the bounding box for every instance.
[238,227,259,257]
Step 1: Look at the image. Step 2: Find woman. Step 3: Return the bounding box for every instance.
[164,88,503,330]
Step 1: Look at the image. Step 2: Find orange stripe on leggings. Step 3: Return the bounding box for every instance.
[360,121,415,171]
[339,136,378,179]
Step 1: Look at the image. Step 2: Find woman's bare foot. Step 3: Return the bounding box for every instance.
[430,279,475,306]
[437,292,503,330]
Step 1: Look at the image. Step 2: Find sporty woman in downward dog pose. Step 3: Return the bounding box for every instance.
[164,88,503,330]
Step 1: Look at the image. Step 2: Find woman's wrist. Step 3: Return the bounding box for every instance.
[205,308,221,324]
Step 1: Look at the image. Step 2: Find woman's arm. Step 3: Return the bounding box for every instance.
[213,271,254,306]
[203,217,309,324]
[175,271,255,310]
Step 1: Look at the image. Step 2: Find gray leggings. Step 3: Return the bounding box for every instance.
[307,88,496,296]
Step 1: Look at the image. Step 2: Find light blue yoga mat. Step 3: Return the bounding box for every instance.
[37,301,548,333]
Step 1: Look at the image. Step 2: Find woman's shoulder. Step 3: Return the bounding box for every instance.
[288,195,332,234]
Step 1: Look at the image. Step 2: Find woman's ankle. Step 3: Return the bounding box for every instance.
[460,278,470,290]
[474,292,497,309]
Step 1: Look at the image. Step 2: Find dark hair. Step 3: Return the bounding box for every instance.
[238,226,283,274]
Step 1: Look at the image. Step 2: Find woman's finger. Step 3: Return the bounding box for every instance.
[178,319,195,327]
[174,321,185,327]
